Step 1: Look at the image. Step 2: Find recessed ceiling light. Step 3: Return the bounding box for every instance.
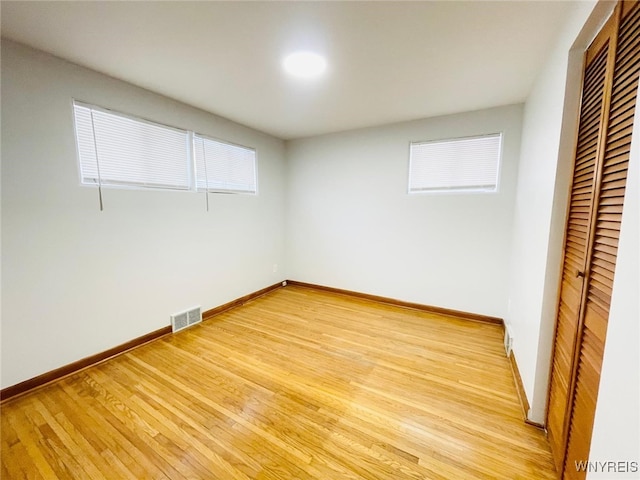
[282,51,327,79]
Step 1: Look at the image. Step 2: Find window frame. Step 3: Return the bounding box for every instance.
[407,132,503,195]
[72,100,195,192]
[192,132,258,195]
[71,99,258,196]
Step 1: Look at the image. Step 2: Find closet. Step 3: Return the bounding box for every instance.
[546,1,639,478]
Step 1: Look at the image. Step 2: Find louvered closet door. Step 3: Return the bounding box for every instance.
[546,19,613,471]
[563,3,640,478]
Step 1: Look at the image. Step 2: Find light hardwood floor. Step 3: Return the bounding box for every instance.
[1,285,556,479]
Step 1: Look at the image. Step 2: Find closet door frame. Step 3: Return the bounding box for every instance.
[544,2,622,474]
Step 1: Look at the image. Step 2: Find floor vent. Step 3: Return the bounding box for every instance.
[171,306,202,333]
[504,324,513,357]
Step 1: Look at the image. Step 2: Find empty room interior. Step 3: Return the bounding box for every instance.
[1,1,639,479]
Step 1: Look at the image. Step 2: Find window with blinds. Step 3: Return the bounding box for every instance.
[194,135,257,194]
[72,101,257,195]
[74,102,191,190]
[408,133,502,193]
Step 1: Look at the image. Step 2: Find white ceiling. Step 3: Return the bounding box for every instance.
[1,1,575,140]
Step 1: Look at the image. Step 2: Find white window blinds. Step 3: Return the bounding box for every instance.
[73,102,191,190]
[409,133,502,193]
[194,135,257,194]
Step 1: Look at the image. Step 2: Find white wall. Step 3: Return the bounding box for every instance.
[286,105,523,318]
[587,86,640,479]
[505,0,608,422]
[0,41,286,389]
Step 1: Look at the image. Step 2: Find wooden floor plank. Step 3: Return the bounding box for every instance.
[1,285,556,479]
